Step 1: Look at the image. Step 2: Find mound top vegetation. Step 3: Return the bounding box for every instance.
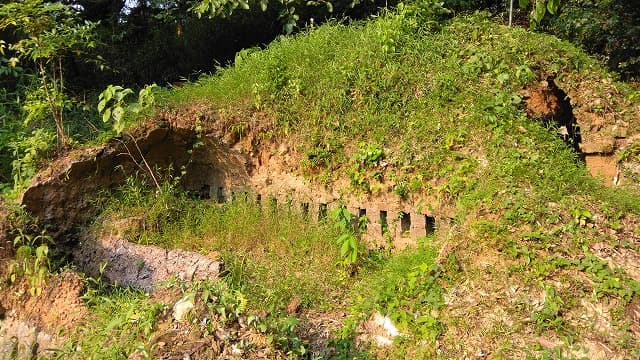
[2,3,640,359]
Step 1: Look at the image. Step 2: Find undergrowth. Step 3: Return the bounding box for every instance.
[83,180,448,358]
[57,286,164,359]
[4,4,640,359]
[97,180,348,313]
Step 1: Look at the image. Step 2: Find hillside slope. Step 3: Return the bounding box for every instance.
[4,8,640,359]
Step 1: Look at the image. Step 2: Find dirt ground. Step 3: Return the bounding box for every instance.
[0,272,87,359]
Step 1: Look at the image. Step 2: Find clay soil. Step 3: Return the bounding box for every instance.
[0,272,88,358]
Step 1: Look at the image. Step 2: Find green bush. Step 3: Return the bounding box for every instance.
[545,0,640,79]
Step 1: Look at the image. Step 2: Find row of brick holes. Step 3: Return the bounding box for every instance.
[211,187,436,238]
[317,205,435,237]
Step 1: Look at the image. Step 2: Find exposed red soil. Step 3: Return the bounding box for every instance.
[0,271,88,334]
[526,84,562,119]
[585,154,619,185]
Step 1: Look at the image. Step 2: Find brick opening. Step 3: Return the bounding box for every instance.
[216,187,225,203]
[380,210,388,235]
[197,184,210,199]
[319,203,328,220]
[357,208,368,231]
[425,215,435,235]
[400,212,410,235]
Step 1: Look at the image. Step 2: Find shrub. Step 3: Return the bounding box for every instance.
[545,0,640,79]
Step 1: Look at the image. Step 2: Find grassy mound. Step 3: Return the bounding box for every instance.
[7,7,640,359]
[165,9,639,206]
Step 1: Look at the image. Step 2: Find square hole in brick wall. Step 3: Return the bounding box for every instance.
[380,210,388,235]
[319,203,328,220]
[400,212,411,235]
[216,187,225,203]
[425,215,436,235]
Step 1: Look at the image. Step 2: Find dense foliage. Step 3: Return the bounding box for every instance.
[0,0,104,193]
[545,0,640,79]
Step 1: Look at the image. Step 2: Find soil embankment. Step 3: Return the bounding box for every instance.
[524,75,638,185]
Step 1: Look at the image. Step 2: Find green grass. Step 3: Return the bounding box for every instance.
[16,7,640,359]
[163,11,640,210]
[89,181,450,358]
[97,180,348,313]
[347,246,446,356]
[56,287,164,359]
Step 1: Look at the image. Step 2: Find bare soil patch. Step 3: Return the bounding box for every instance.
[0,271,87,333]
[585,154,619,185]
[0,271,87,358]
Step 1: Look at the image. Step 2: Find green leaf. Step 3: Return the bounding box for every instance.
[115,88,134,102]
[97,98,107,113]
[326,2,333,13]
[102,107,112,122]
[260,0,268,11]
[547,0,559,15]
[38,267,46,279]
[349,236,357,250]
[511,94,522,104]
[340,237,350,257]
[113,106,125,122]
[533,0,547,23]
[36,245,48,259]
[114,121,125,134]
[104,316,124,332]
[519,0,530,8]
[284,21,294,34]
[127,102,142,114]
[102,88,113,103]
[13,234,24,246]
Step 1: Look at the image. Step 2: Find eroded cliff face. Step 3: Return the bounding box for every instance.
[18,109,445,250]
[20,126,202,235]
[18,104,283,237]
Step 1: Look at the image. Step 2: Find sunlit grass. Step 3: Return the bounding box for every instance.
[79,9,640,359]
[98,185,346,312]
